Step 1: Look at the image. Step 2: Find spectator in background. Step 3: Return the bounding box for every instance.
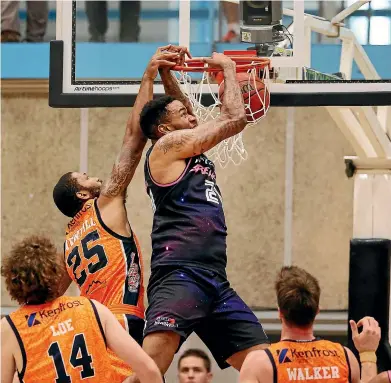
[178,349,213,383]
[221,0,240,43]
[1,1,48,42]
[86,1,141,42]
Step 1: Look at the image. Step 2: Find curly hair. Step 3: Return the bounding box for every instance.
[1,236,62,305]
[53,172,84,218]
[275,266,321,327]
[139,95,176,139]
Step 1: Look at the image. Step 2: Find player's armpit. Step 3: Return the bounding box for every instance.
[1,319,17,383]
[93,300,162,383]
[239,351,272,383]
[153,114,247,161]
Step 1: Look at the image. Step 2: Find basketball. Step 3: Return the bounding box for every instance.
[218,72,270,122]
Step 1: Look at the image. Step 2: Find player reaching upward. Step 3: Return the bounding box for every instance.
[52,46,181,380]
[1,235,162,383]
[137,51,270,378]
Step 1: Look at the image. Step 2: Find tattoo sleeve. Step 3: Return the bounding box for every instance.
[159,69,195,116]
[155,116,246,159]
[100,144,141,198]
[154,64,247,160]
[100,74,152,198]
[220,63,246,119]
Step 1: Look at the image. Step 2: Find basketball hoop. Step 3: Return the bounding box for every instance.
[173,51,271,168]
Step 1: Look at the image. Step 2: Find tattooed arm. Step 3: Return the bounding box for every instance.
[98,79,149,201]
[159,45,194,116]
[152,53,247,162]
[159,69,195,117]
[98,48,178,202]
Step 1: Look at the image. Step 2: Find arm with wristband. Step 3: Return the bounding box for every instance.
[350,316,381,383]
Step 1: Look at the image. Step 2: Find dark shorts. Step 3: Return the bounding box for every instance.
[144,266,270,369]
[118,314,145,346]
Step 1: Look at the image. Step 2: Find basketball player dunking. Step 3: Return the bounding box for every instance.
[137,51,270,378]
[52,47,180,381]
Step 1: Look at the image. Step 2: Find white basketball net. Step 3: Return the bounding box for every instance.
[174,64,270,168]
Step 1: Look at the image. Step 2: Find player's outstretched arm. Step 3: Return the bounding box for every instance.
[239,350,272,383]
[93,300,163,383]
[99,47,178,203]
[153,53,247,161]
[158,45,195,116]
[1,318,17,383]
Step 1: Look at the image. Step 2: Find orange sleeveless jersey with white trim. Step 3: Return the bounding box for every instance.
[64,199,144,318]
[6,296,114,383]
[266,339,351,383]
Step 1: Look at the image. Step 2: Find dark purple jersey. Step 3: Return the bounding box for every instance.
[144,147,227,275]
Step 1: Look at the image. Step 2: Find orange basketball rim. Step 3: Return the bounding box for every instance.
[172,51,271,168]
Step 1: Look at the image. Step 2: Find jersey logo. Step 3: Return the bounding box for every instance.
[277,348,292,364]
[25,313,41,327]
[127,253,140,293]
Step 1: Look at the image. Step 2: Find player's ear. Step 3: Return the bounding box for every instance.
[157,124,173,135]
[76,191,91,200]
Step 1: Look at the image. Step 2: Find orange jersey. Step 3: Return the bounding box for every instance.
[64,199,144,319]
[266,339,351,383]
[6,296,116,383]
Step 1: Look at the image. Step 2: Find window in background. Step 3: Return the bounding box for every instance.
[369,16,391,44]
[348,16,369,45]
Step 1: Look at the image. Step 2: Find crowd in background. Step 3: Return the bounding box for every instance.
[0,0,240,43]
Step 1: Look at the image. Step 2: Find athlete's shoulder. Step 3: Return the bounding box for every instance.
[240,349,273,383]
[1,316,17,348]
[245,349,270,364]
[316,338,345,350]
[1,316,11,332]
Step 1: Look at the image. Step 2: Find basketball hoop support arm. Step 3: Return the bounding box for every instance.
[330,0,370,25]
